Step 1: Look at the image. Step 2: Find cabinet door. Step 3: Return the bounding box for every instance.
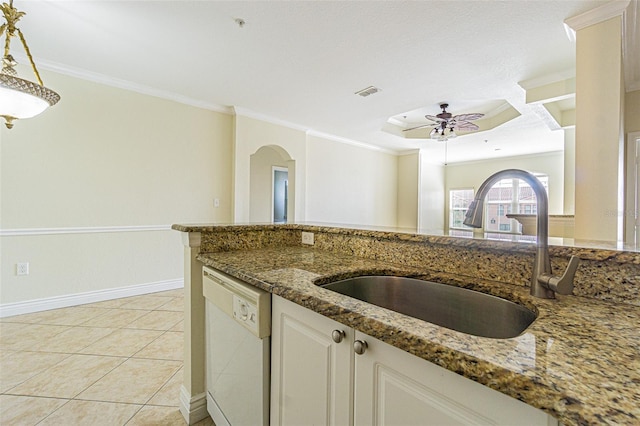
[271,296,353,426]
[354,331,557,426]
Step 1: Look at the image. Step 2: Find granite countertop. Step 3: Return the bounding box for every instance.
[197,245,640,426]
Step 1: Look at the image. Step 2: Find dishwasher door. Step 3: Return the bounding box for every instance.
[203,266,271,426]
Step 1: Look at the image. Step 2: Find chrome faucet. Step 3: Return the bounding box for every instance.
[463,169,579,299]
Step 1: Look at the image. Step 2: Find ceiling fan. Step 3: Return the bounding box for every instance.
[403,103,484,140]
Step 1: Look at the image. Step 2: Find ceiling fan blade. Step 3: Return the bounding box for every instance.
[425,115,445,123]
[403,124,434,132]
[454,121,479,131]
[453,113,484,121]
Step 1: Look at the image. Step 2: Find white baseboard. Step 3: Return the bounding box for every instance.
[0,278,184,318]
[180,386,209,425]
[206,391,230,426]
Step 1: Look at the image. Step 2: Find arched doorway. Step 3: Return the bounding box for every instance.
[249,145,295,223]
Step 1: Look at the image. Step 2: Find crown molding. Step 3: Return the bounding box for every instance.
[564,0,630,33]
[564,0,639,92]
[22,55,233,114]
[306,130,398,155]
[445,150,565,167]
[518,69,576,91]
[232,106,399,155]
[232,106,309,133]
[397,149,421,156]
[23,57,403,155]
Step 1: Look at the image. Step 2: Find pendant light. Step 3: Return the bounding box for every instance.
[0,0,60,129]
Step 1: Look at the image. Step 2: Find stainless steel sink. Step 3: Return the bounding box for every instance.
[320,276,536,339]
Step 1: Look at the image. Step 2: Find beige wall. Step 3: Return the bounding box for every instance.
[564,128,576,215]
[1,71,577,308]
[305,134,398,227]
[574,17,623,242]
[250,146,290,222]
[397,152,419,229]
[418,154,445,234]
[626,90,640,133]
[1,70,233,306]
[234,114,306,223]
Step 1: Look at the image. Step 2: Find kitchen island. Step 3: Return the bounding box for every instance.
[174,223,640,426]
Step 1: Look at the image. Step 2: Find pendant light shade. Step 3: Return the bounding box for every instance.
[0,1,60,129]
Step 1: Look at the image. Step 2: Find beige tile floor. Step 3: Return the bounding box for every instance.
[0,289,214,426]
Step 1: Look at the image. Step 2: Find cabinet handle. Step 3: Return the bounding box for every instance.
[354,339,368,355]
[332,330,346,343]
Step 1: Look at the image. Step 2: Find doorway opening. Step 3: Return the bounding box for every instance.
[635,135,640,246]
[249,145,295,223]
[624,132,640,247]
[273,167,288,223]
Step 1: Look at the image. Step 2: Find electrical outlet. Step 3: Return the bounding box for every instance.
[16,262,29,276]
[214,198,220,208]
[301,232,314,245]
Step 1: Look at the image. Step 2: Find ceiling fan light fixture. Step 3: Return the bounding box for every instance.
[430,127,452,142]
[0,0,60,129]
[402,103,483,140]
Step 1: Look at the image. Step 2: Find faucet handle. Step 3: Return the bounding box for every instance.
[538,255,579,295]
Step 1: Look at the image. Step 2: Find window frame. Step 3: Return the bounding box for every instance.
[483,174,549,235]
[448,187,475,237]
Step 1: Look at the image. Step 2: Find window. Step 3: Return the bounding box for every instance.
[449,188,474,237]
[484,174,548,234]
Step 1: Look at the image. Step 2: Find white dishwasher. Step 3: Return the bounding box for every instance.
[202,266,271,426]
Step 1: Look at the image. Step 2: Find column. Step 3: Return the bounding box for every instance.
[179,232,208,424]
[572,15,624,241]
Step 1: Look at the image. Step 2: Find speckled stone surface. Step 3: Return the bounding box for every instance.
[172,223,640,425]
[173,223,640,306]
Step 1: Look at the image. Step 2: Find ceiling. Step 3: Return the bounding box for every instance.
[13,0,632,163]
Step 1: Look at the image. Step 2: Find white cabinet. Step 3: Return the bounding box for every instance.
[270,295,353,426]
[354,330,557,426]
[271,295,557,426]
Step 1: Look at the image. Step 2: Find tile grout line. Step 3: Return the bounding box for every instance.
[33,397,73,426]
[1,290,187,425]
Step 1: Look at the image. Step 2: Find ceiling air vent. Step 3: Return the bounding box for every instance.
[354,86,381,97]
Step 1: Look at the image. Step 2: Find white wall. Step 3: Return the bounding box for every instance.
[444,151,565,229]
[305,134,398,227]
[0,70,233,308]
